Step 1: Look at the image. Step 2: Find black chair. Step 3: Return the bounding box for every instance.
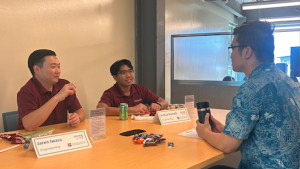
[2,111,18,132]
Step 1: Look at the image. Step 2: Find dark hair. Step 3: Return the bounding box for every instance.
[233,20,275,63]
[110,59,133,76]
[223,76,235,81]
[28,49,56,76]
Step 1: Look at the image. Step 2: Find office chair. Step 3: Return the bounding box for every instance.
[2,111,19,132]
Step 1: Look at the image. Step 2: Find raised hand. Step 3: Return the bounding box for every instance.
[55,83,77,101]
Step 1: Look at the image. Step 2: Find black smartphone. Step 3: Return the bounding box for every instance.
[119,129,146,136]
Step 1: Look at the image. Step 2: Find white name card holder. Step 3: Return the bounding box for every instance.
[31,130,92,158]
[185,95,196,117]
[153,108,191,125]
[89,108,107,141]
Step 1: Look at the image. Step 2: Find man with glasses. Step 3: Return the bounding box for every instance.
[97,59,168,116]
[196,21,300,169]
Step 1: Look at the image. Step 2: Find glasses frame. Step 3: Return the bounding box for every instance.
[228,45,256,54]
[117,69,134,76]
[228,45,248,53]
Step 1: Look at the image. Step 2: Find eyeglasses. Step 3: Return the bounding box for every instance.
[118,69,134,76]
[228,45,248,54]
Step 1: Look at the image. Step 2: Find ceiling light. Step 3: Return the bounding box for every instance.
[242,0,300,10]
[260,17,300,22]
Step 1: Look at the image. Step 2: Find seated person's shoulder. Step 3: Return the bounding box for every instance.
[103,84,120,94]
[101,86,117,98]
[102,89,112,95]
[19,79,38,94]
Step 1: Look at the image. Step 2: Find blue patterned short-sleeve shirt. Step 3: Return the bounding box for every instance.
[223,62,300,169]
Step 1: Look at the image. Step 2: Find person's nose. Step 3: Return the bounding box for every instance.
[56,67,61,74]
[125,71,131,77]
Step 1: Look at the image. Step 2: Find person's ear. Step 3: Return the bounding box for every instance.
[244,46,253,59]
[33,65,40,75]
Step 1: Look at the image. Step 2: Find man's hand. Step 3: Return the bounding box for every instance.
[68,113,81,126]
[196,113,243,153]
[148,103,161,112]
[55,83,77,101]
[196,113,212,138]
[133,103,148,114]
[211,115,224,133]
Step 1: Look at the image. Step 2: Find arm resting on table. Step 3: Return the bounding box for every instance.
[97,102,149,116]
[203,131,242,154]
[196,114,242,154]
[157,97,169,110]
[73,108,85,122]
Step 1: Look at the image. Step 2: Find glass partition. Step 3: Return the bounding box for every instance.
[274,31,300,81]
[171,32,245,84]
[171,30,300,84]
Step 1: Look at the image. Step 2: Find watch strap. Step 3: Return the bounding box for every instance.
[156,102,162,107]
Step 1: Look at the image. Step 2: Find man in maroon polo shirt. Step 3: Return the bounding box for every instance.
[97,59,168,116]
[17,49,85,131]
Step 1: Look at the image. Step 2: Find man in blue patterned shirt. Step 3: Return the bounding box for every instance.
[196,21,300,169]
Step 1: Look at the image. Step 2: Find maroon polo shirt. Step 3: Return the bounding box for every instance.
[17,77,82,130]
[99,83,159,107]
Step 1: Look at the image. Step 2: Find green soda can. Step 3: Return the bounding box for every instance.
[119,103,128,120]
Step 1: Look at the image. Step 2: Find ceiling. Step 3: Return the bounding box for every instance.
[206,0,300,28]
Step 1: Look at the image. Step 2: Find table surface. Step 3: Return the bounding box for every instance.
[0,108,231,169]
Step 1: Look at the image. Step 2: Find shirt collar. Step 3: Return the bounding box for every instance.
[249,62,275,79]
[31,76,59,95]
[114,83,137,97]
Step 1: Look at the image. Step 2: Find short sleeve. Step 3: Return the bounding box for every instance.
[66,93,82,113]
[141,86,160,104]
[17,90,39,122]
[99,90,113,107]
[223,84,264,139]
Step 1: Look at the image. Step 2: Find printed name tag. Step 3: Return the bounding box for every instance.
[31,130,92,158]
[154,108,191,125]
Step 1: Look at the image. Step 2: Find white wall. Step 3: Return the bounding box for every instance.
[0,0,135,132]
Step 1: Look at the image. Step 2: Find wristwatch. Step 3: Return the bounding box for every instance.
[75,113,81,121]
[156,102,162,107]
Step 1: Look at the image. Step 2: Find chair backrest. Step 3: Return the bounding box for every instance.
[2,111,19,132]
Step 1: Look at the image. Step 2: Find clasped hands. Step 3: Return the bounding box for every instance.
[130,103,161,115]
[68,113,81,126]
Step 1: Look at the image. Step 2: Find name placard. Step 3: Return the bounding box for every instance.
[32,130,92,158]
[154,108,191,125]
[185,95,196,117]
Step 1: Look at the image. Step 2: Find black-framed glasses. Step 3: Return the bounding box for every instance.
[118,69,134,76]
[228,45,248,54]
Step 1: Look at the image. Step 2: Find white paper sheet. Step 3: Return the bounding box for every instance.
[178,128,202,139]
